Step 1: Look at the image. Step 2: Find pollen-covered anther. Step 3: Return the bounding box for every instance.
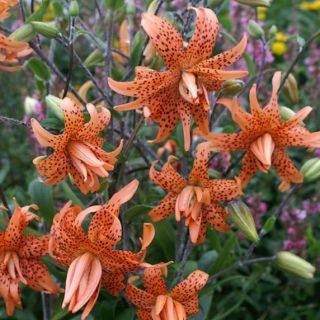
[250,133,275,173]
[179,71,200,105]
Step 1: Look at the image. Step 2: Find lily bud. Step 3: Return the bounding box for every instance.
[227,201,259,242]
[45,95,64,121]
[9,24,35,42]
[276,252,315,279]
[280,106,296,121]
[24,97,38,115]
[268,25,277,38]
[147,0,159,14]
[247,20,265,39]
[234,0,271,7]
[283,73,299,104]
[84,49,104,67]
[31,21,60,39]
[300,158,320,182]
[221,79,245,96]
[69,1,79,17]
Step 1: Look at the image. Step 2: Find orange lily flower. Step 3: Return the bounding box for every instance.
[126,267,208,320]
[0,0,17,20]
[0,201,61,316]
[31,97,123,194]
[205,71,320,191]
[149,142,243,244]
[108,7,248,151]
[0,33,31,72]
[49,180,155,320]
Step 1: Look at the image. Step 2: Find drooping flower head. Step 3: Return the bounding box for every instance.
[31,97,123,194]
[0,0,18,20]
[108,7,247,151]
[205,71,320,191]
[49,180,155,319]
[0,200,61,316]
[0,33,31,72]
[149,142,243,244]
[126,267,208,320]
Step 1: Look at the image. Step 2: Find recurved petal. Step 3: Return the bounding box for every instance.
[189,142,211,183]
[68,164,97,194]
[238,151,258,187]
[186,7,219,66]
[208,179,243,202]
[126,283,156,310]
[31,119,65,149]
[263,71,281,119]
[249,84,263,116]
[178,101,191,151]
[34,151,69,185]
[193,33,247,70]
[149,193,177,222]
[205,132,248,151]
[78,104,110,140]
[19,235,49,258]
[282,106,312,129]
[143,267,167,296]
[272,148,304,185]
[183,297,200,315]
[20,258,61,293]
[141,12,185,69]
[217,98,251,130]
[101,271,125,296]
[171,270,208,302]
[204,204,231,233]
[194,69,248,85]
[60,97,84,134]
[191,95,210,135]
[149,160,187,193]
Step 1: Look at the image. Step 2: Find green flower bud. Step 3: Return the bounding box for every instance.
[147,0,159,14]
[222,80,245,96]
[45,95,64,121]
[283,73,299,104]
[84,49,104,67]
[31,22,60,39]
[276,252,315,279]
[227,201,259,242]
[234,0,271,7]
[69,1,79,17]
[280,106,296,121]
[300,158,320,182]
[24,97,38,115]
[247,20,265,39]
[268,25,278,38]
[9,24,35,42]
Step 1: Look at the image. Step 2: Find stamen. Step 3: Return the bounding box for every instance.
[250,133,275,173]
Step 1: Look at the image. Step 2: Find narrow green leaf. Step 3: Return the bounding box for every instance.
[124,205,153,221]
[60,181,84,208]
[27,57,51,81]
[28,179,55,224]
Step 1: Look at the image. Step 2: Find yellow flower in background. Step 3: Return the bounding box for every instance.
[300,0,320,10]
[257,6,267,20]
[272,32,288,56]
[34,3,55,21]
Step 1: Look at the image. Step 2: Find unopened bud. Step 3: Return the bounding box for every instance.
[283,73,299,104]
[222,79,245,96]
[268,25,277,38]
[147,0,159,14]
[24,97,38,115]
[84,49,104,67]
[280,106,305,126]
[247,20,265,39]
[234,0,271,7]
[276,251,315,279]
[300,158,320,182]
[69,1,79,17]
[227,201,259,242]
[31,21,59,39]
[45,95,64,121]
[9,24,35,42]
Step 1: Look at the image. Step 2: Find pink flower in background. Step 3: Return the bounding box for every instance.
[209,151,231,174]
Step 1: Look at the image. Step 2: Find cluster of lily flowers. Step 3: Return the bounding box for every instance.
[1,1,320,319]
